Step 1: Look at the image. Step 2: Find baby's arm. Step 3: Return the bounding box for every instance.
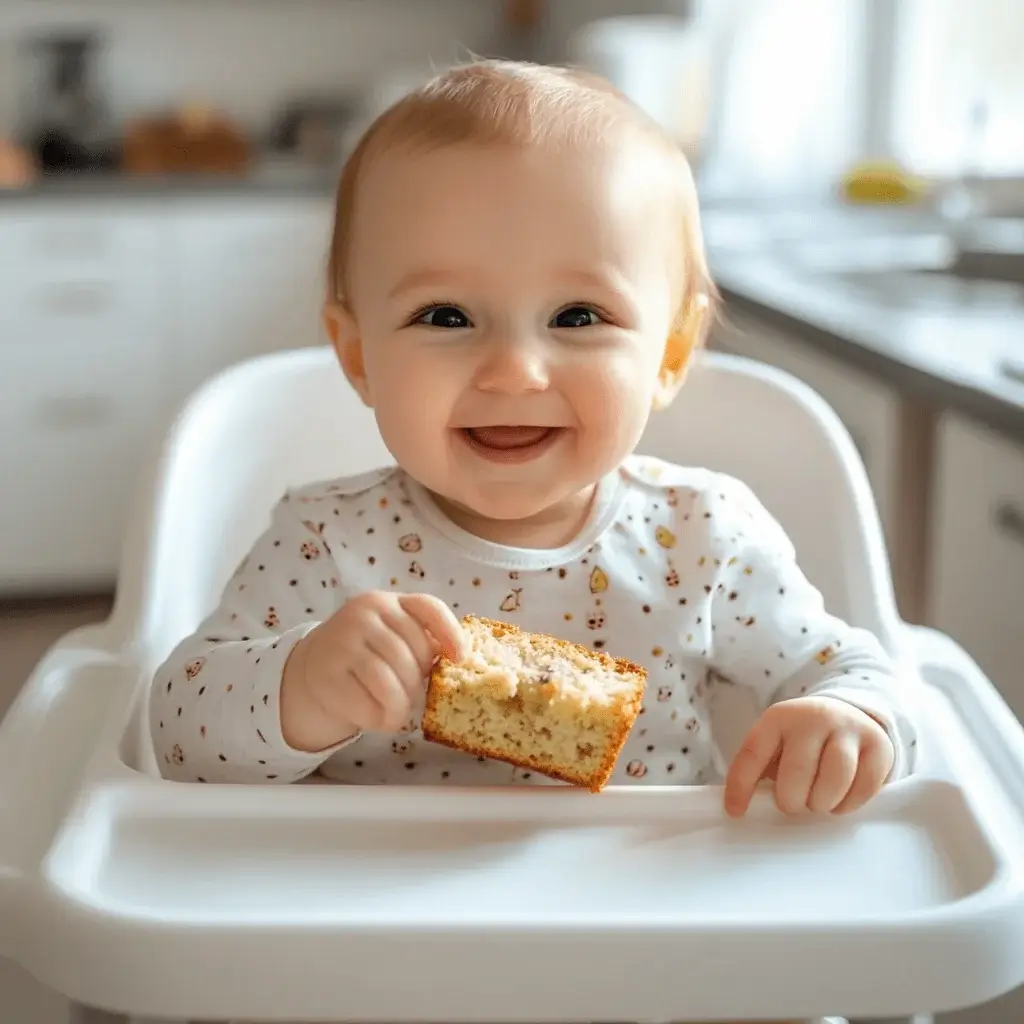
[705,478,918,782]
[149,495,351,784]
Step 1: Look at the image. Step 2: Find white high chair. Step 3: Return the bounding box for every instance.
[2,346,1024,1024]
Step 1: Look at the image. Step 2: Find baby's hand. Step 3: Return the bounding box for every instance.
[281,592,465,752]
[723,696,894,818]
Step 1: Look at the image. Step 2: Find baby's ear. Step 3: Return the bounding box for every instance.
[652,295,709,411]
[323,302,371,406]
[652,331,696,411]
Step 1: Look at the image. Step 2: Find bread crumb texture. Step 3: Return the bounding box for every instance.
[423,616,647,791]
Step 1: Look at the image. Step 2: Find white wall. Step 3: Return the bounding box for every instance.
[0,0,687,141]
[0,0,505,137]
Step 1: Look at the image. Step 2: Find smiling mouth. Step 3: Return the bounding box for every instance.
[458,426,565,463]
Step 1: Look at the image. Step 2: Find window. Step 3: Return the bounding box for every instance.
[889,0,1024,177]
[700,0,869,198]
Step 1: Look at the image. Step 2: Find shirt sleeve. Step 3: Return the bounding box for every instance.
[149,493,356,784]
[704,478,919,781]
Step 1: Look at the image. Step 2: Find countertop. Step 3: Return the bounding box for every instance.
[702,204,1024,444]
[0,158,337,202]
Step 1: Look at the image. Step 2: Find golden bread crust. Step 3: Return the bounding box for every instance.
[423,616,646,792]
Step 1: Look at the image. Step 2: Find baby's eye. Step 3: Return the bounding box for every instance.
[550,305,602,329]
[415,305,472,329]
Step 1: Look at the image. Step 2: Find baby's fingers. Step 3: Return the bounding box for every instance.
[833,734,894,815]
[724,718,783,818]
[773,730,828,815]
[807,733,859,813]
[399,593,466,663]
[350,656,410,733]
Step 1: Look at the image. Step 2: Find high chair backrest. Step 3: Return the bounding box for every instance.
[124,346,900,671]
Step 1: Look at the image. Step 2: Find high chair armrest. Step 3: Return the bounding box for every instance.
[906,623,1024,798]
[0,631,138,960]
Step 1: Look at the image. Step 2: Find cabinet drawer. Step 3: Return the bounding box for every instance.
[930,413,1024,719]
[0,332,165,592]
[0,206,165,349]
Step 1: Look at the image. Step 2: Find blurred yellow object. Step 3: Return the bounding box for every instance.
[839,161,926,205]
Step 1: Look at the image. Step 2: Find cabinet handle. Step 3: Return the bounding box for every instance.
[995,501,1024,546]
[37,280,112,317]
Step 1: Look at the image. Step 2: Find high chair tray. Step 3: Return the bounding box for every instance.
[2,626,1024,1023]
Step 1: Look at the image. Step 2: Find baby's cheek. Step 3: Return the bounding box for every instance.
[566,359,654,455]
[369,354,464,474]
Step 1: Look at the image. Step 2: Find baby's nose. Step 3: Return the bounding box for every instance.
[473,338,550,393]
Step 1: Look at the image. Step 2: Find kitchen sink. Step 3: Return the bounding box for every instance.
[923,248,1024,286]
[830,270,1024,312]
[787,221,1024,311]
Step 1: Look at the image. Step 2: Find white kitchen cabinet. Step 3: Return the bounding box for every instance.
[0,194,335,594]
[172,197,334,411]
[0,204,172,593]
[929,412,1024,721]
[710,309,902,555]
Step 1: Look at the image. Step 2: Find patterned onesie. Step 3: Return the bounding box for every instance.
[151,455,918,785]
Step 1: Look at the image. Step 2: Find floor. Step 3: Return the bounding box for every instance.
[0,595,113,1024]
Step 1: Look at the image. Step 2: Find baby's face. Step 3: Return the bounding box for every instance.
[340,140,680,524]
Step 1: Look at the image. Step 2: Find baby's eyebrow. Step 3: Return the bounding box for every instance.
[388,268,481,301]
[554,267,630,296]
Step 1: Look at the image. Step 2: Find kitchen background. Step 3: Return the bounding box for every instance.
[1,0,1023,1022]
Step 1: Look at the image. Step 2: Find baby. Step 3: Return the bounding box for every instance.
[151,60,917,818]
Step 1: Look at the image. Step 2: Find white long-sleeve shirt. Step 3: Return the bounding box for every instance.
[150,455,918,786]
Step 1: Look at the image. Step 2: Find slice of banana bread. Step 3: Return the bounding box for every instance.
[422,616,646,792]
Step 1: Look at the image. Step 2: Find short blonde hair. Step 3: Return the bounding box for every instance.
[327,59,715,341]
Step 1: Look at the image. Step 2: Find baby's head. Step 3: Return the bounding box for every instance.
[324,59,714,529]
